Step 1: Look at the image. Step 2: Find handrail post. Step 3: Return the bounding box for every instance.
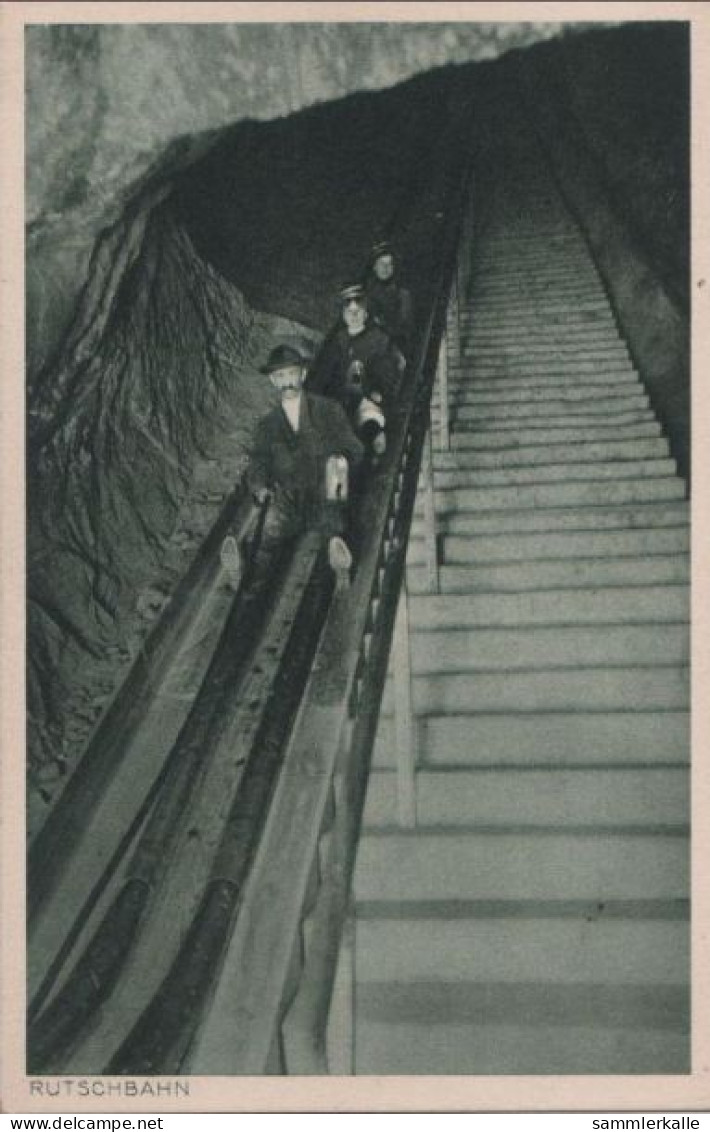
[458,173,474,308]
[437,329,450,453]
[448,271,461,363]
[325,905,356,1073]
[393,584,416,829]
[421,422,439,595]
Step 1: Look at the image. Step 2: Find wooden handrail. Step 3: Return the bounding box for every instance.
[28,486,258,915]
[27,488,263,1029]
[190,132,475,1074]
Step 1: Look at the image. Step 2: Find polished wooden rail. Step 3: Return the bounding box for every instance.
[27,495,295,1061]
[189,151,475,1075]
[27,489,265,1029]
[28,489,258,910]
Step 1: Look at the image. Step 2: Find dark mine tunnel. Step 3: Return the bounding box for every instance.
[22,18,691,1083]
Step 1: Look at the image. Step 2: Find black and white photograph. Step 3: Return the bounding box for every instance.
[2,0,708,1113]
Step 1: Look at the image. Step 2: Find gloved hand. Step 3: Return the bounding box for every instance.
[372,431,387,456]
[345,360,365,395]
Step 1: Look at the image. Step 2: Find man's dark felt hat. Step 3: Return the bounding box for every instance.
[339,282,366,304]
[371,240,394,262]
[259,344,309,375]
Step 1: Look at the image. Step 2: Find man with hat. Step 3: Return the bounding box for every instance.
[365,241,414,360]
[221,343,362,590]
[313,283,401,457]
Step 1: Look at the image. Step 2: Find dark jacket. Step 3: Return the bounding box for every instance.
[314,322,401,418]
[248,393,363,534]
[365,276,414,355]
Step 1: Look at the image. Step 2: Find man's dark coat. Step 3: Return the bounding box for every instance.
[313,323,400,419]
[248,392,363,539]
[365,276,414,355]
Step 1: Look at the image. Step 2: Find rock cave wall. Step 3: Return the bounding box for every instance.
[27,21,595,382]
[28,208,260,792]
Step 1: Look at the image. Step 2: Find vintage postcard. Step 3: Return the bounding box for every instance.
[1,0,709,1114]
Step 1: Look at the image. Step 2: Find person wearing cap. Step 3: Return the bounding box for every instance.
[365,241,414,360]
[220,343,363,590]
[313,283,401,457]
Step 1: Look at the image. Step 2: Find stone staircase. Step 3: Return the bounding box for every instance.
[351,143,689,1074]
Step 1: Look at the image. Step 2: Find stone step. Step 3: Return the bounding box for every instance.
[441,410,655,431]
[461,343,629,362]
[475,248,589,261]
[405,555,688,595]
[477,228,583,240]
[460,353,631,372]
[454,326,621,341]
[476,237,585,247]
[354,830,688,902]
[379,665,688,717]
[398,624,690,676]
[408,525,688,565]
[459,311,618,326]
[435,398,649,423]
[452,367,637,387]
[473,261,601,276]
[473,289,608,308]
[449,335,627,354]
[474,251,590,265]
[410,501,688,537]
[355,906,689,984]
[445,413,656,435]
[472,263,596,277]
[363,766,689,830]
[474,243,591,258]
[459,323,622,342]
[420,458,676,490]
[457,323,621,342]
[372,710,689,769]
[474,242,588,257]
[459,320,618,337]
[354,1000,689,1074]
[474,271,602,284]
[438,373,639,396]
[475,239,589,250]
[407,585,689,630]
[460,309,616,328]
[469,293,606,310]
[472,277,602,293]
[395,622,689,675]
[473,261,599,273]
[450,422,663,448]
[470,298,610,316]
[440,361,629,378]
[450,358,635,377]
[427,437,670,469]
[473,287,607,306]
[433,381,642,406]
[474,264,598,281]
[413,476,685,515]
[457,330,621,349]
